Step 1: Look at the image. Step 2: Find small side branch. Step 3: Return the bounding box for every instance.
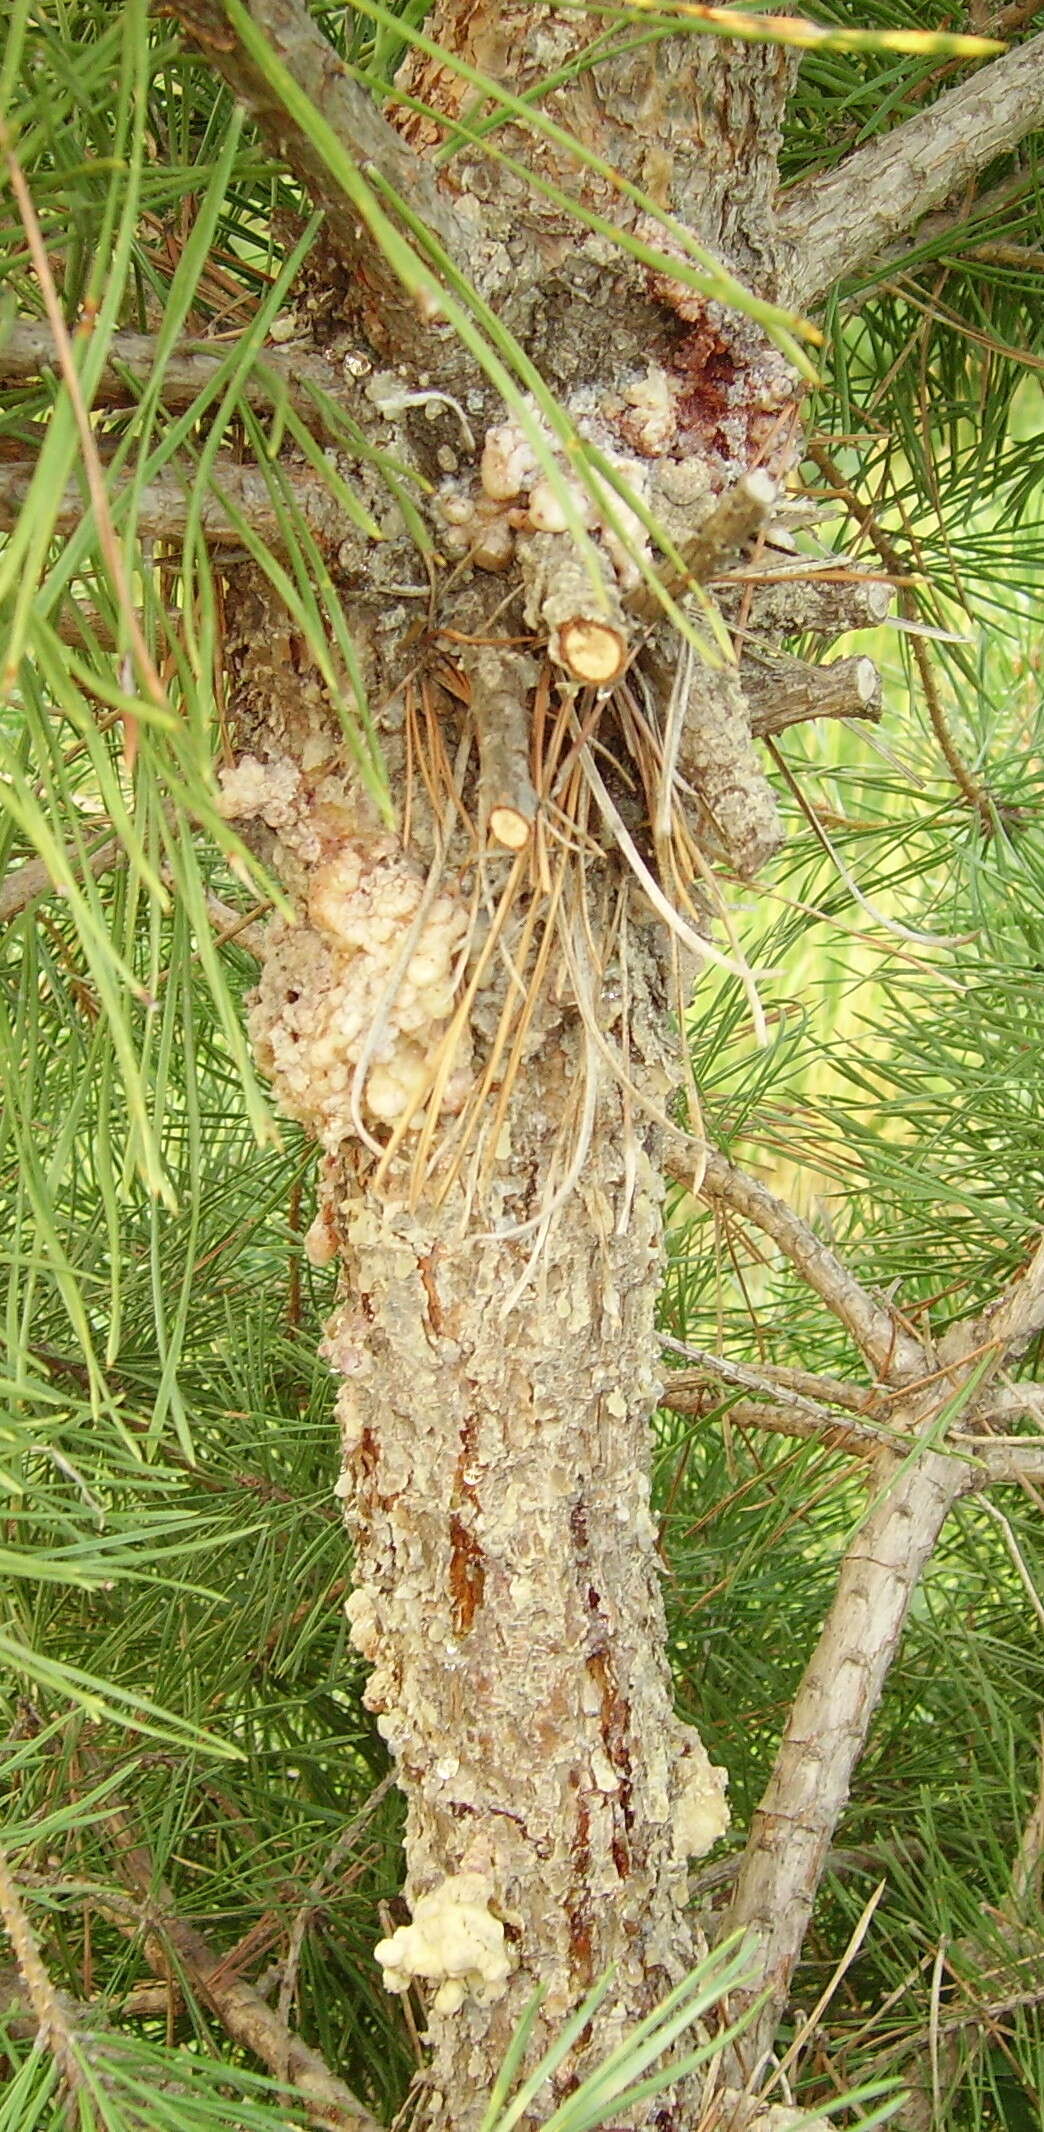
[718,563,893,644]
[662,1363,1044,1486]
[520,532,629,685]
[0,1845,82,2095]
[164,0,467,311]
[743,652,881,739]
[465,645,539,851]
[629,471,776,624]
[719,1223,1044,2077]
[778,31,1044,308]
[0,320,361,436]
[0,458,345,549]
[1,835,121,926]
[96,1788,382,2132]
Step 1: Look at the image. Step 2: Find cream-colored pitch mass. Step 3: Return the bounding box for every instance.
[218,757,474,1143]
[374,1872,512,2016]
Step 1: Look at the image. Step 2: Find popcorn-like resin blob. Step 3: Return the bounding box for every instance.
[671,1733,730,1860]
[374,1872,512,2015]
[250,843,474,1146]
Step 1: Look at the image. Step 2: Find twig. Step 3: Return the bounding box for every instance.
[1009,1717,1044,1913]
[0,835,122,926]
[0,1845,82,2094]
[464,645,539,850]
[278,1772,395,2031]
[664,1383,906,1459]
[96,1787,383,2132]
[720,1221,1044,2075]
[742,652,881,738]
[628,471,777,624]
[1,126,165,725]
[665,1134,927,1381]
[806,441,992,823]
[777,31,1044,308]
[164,0,467,348]
[662,1336,862,1416]
[663,1369,1044,1486]
[0,319,366,430]
[521,532,629,685]
[977,1497,1044,1633]
[0,456,347,549]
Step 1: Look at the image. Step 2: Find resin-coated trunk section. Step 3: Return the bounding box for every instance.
[319,1080,726,2126]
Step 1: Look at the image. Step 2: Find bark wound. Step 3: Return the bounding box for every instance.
[449,1416,486,1635]
[567,1793,594,1984]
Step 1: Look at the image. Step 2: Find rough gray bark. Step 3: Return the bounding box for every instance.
[155,4,1044,2125]
[777,29,1044,307]
[0,320,361,428]
[0,459,347,546]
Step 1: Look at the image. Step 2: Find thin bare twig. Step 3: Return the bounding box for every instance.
[1,128,165,725]
[806,441,992,824]
[95,1786,383,2132]
[663,1367,1044,1486]
[665,1133,927,1381]
[0,319,365,435]
[0,456,349,550]
[0,1845,82,2094]
[278,1771,395,2031]
[0,836,122,926]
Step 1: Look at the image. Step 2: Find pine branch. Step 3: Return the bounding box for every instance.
[96,1785,384,2132]
[666,1136,927,1381]
[778,31,1044,308]
[162,0,469,333]
[0,835,122,926]
[805,441,992,823]
[742,653,881,739]
[0,319,365,437]
[627,472,777,625]
[0,456,347,547]
[723,1431,970,2083]
[722,1229,1044,2077]
[662,1366,1044,1486]
[0,1846,82,2096]
[955,1229,1044,1362]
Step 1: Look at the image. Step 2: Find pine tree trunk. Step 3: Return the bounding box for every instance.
[199,5,829,2121]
